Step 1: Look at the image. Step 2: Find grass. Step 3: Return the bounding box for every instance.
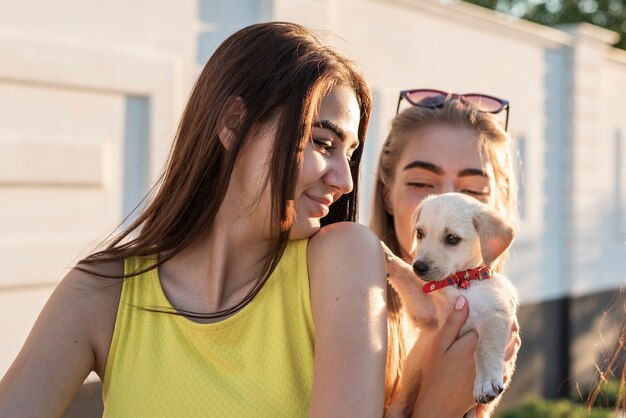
[496,379,623,418]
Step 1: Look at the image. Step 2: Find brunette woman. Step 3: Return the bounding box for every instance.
[0,22,386,417]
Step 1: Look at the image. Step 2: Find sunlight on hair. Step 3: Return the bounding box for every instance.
[368,285,387,353]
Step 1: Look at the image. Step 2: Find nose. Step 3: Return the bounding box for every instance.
[413,261,429,276]
[440,179,455,194]
[326,157,353,195]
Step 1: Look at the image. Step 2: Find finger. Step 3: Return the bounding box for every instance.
[502,343,520,385]
[508,319,520,346]
[433,296,470,353]
[474,404,486,418]
[446,329,479,358]
[511,318,520,333]
[502,335,521,384]
[503,354,517,384]
[504,332,521,362]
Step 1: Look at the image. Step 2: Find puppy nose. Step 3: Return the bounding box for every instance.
[413,261,429,275]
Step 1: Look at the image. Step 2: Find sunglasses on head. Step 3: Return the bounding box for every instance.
[396,88,510,131]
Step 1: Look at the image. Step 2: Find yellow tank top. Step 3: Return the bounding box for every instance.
[102,239,314,417]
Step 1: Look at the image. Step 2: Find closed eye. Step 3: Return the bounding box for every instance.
[312,138,334,155]
[313,137,360,169]
[407,182,434,189]
[347,150,359,167]
[461,189,488,196]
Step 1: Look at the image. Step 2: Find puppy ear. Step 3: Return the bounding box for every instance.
[472,207,515,268]
[218,96,246,150]
[409,208,421,255]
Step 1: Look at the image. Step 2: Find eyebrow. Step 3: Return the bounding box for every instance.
[314,120,360,149]
[403,160,443,175]
[458,168,489,178]
[403,161,489,178]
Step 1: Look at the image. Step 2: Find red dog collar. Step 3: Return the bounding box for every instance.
[422,267,492,294]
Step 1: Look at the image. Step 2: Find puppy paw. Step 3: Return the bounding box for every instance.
[474,375,504,404]
[381,242,401,264]
[380,242,413,276]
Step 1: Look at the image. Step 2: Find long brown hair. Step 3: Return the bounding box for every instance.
[371,100,517,405]
[79,22,372,319]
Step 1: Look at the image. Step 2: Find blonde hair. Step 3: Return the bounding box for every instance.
[371,100,518,406]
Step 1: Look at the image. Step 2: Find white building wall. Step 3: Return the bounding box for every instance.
[593,51,626,295]
[564,24,621,297]
[0,0,196,378]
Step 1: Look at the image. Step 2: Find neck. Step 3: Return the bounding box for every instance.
[159,200,276,316]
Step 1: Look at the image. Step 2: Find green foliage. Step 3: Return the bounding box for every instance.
[497,379,623,418]
[462,0,626,50]
[496,398,614,418]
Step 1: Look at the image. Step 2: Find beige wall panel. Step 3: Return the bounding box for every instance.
[0,83,120,145]
[0,231,107,288]
[0,0,197,72]
[0,84,125,287]
[0,189,120,238]
[0,141,107,186]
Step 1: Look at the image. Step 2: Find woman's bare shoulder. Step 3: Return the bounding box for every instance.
[307,222,385,300]
[59,259,124,316]
[307,220,386,305]
[308,222,383,263]
[59,260,124,302]
[57,259,125,376]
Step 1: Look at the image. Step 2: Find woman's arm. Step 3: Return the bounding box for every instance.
[0,264,121,418]
[307,222,387,418]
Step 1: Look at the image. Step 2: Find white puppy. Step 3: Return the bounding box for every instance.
[384,193,518,418]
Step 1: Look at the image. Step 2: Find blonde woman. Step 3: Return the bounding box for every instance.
[371,90,521,417]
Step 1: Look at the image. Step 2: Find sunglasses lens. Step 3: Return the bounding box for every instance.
[400,90,510,129]
[461,95,504,113]
[405,90,446,108]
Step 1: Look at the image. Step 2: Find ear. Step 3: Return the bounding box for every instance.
[218,96,246,150]
[472,207,515,268]
[382,185,394,216]
[409,208,421,255]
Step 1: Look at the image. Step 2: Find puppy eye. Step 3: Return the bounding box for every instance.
[446,234,461,245]
[416,228,424,240]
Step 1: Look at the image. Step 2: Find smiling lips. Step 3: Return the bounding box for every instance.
[305,193,333,217]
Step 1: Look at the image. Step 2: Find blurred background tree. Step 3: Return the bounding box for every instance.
[462,0,626,49]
